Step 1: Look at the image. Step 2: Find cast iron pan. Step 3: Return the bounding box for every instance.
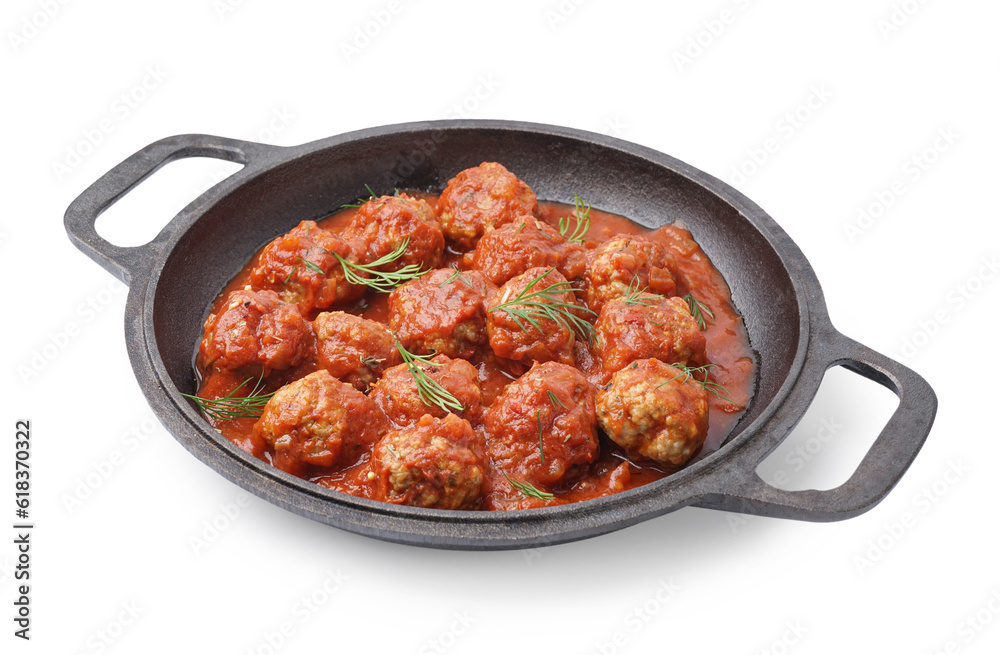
[64,120,937,550]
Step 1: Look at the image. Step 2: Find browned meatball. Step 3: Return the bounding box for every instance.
[248,220,367,315]
[437,162,538,249]
[369,355,483,427]
[388,268,495,359]
[253,370,387,477]
[472,217,587,287]
[313,311,401,391]
[372,414,485,509]
[582,235,677,312]
[596,358,709,467]
[594,295,706,374]
[483,362,599,488]
[486,267,593,366]
[198,288,313,375]
[349,194,444,271]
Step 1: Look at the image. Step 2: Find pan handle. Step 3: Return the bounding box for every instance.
[64,134,275,285]
[697,329,936,521]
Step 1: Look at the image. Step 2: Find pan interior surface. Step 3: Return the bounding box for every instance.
[151,125,800,504]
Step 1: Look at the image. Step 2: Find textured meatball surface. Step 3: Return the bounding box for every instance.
[373,414,484,509]
[388,268,495,359]
[594,295,706,374]
[313,311,400,391]
[582,235,677,312]
[484,362,600,488]
[369,355,483,427]
[198,288,313,375]
[349,194,444,271]
[486,267,592,366]
[248,220,366,315]
[253,370,386,477]
[596,359,709,467]
[437,162,538,249]
[473,217,587,287]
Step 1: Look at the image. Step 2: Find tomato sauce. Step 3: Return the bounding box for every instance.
[195,191,756,509]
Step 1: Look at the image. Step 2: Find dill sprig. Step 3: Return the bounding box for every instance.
[341,183,378,208]
[558,193,591,243]
[333,237,426,293]
[181,375,275,421]
[656,363,735,403]
[623,276,664,307]
[488,269,596,343]
[546,390,566,409]
[396,342,464,414]
[296,256,325,275]
[683,293,714,330]
[439,266,474,289]
[500,467,555,501]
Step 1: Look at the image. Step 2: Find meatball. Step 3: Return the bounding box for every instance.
[483,362,600,488]
[349,194,444,271]
[388,268,495,359]
[594,295,706,374]
[249,220,367,315]
[369,355,483,427]
[582,235,677,312]
[372,414,484,510]
[313,311,401,391]
[198,288,313,375]
[253,370,386,477]
[486,267,593,366]
[437,162,538,249]
[596,358,709,467]
[473,217,587,287]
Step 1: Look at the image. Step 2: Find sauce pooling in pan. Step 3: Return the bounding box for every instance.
[191,162,755,510]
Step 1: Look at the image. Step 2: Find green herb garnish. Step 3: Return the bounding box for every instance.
[656,363,735,403]
[181,374,275,421]
[488,268,596,343]
[296,256,325,275]
[500,468,555,501]
[558,193,591,243]
[439,266,474,289]
[546,390,566,409]
[683,293,714,330]
[341,183,379,208]
[333,237,426,293]
[623,276,663,307]
[396,342,464,413]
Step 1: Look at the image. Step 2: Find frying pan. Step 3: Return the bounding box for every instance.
[64,120,937,550]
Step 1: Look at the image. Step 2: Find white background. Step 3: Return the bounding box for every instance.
[3,1,998,653]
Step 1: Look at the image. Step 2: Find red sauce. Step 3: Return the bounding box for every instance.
[195,190,755,510]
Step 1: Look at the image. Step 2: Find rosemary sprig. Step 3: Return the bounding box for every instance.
[341,183,378,208]
[558,193,591,243]
[683,293,715,330]
[500,467,555,501]
[332,237,426,293]
[396,342,464,413]
[488,269,596,343]
[623,276,663,307]
[546,390,566,409]
[656,363,735,403]
[181,375,275,421]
